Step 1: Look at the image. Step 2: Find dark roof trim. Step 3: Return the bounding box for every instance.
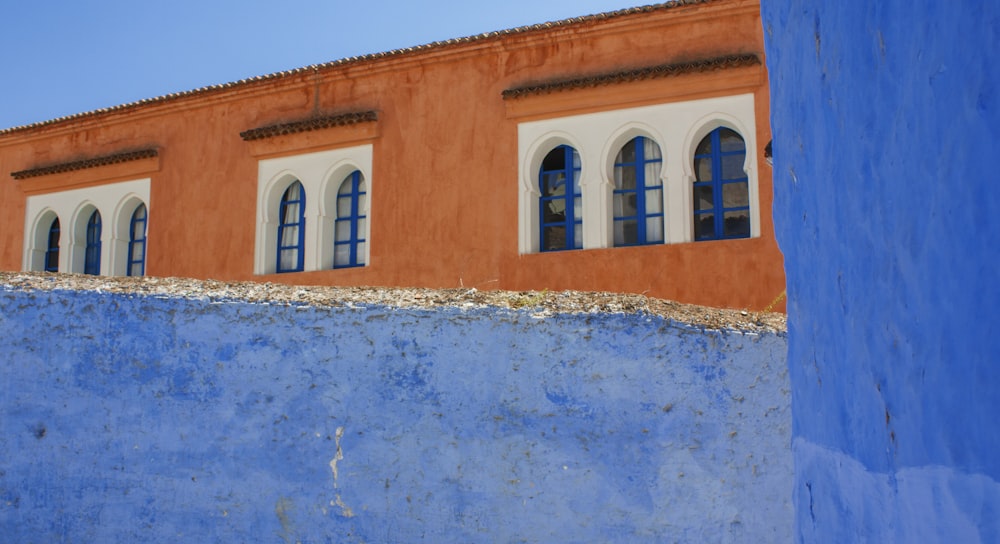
[502,54,761,99]
[0,0,716,137]
[11,148,158,180]
[240,111,378,141]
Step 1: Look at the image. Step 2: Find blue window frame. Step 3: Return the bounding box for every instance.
[84,210,102,275]
[613,136,664,246]
[44,217,60,272]
[539,145,582,251]
[276,181,306,273]
[692,127,751,240]
[128,203,147,277]
[334,170,367,269]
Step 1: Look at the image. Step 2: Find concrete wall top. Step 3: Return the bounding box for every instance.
[0,272,785,334]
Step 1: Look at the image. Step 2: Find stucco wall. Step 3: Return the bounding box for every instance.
[0,279,790,543]
[0,1,784,311]
[763,2,1000,542]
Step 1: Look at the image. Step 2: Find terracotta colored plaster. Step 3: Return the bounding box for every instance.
[0,0,784,310]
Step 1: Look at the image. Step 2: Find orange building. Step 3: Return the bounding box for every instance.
[0,0,783,310]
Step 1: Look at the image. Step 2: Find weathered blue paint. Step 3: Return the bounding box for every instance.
[0,287,790,542]
[762,2,1000,541]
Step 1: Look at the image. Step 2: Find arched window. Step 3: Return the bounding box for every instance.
[693,127,750,241]
[276,180,306,273]
[613,136,664,246]
[539,145,582,251]
[84,210,102,275]
[128,203,147,276]
[45,217,60,272]
[334,170,367,269]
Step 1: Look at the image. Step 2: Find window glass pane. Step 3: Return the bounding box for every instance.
[646,216,664,243]
[618,219,638,245]
[644,137,662,160]
[571,149,581,169]
[357,193,367,214]
[357,217,367,238]
[614,193,636,217]
[337,195,352,217]
[613,221,625,246]
[356,242,366,265]
[696,135,712,155]
[542,198,566,223]
[334,244,350,266]
[723,211,751,237]
[543,226,565,251]
[573,223,582,249]
[695,213,715,240]
[722,154,746,179]
[718,128,745,152]
[542,148,564,171]
[616,165,637,190]
[722,182,750,208]
[620,193,637,217]
[645,188,663,214]
[48,219,60,248]
[617,138,637,163]
[543,173,565,197]
[130,241,142,261]
[338,177,352,196]
[280,226,298,247]
[695,157,712,181]
[335,221,350,242]
[613,193,627,217]
[644,160,661,189]
[573,196,582,220]
[695,186,714,211]
[279,248,298,270]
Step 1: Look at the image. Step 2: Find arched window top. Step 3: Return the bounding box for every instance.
[539,145,582,252]
[85,210,102,275]
[693,127,750,241]
[276,180,306,273]
[333,170,367,269]
[613,136,664,246]
[45,217,60,273]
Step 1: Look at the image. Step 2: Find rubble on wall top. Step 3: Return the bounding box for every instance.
[0,271,785,333]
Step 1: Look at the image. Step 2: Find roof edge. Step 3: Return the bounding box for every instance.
[502,53,761,99]
[11,148,159,180]
[0,0,718,137]
[239,111,378,141]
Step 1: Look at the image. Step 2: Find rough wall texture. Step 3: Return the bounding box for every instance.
[0,279,790,543]
[762,2,1000,542]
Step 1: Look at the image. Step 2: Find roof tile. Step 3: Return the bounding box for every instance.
[11,148,158,180]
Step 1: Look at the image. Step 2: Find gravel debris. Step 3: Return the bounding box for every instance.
[0,271,786,333]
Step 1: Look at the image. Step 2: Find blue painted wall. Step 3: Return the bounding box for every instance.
[762,2,1000,541]
[0,286,790,543]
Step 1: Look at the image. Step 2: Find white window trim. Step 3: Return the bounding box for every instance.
[23,178,151,275]
[517,93,759,254]
[254,145,373,275]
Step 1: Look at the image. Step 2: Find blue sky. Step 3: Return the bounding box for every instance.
[0,0,641,130]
